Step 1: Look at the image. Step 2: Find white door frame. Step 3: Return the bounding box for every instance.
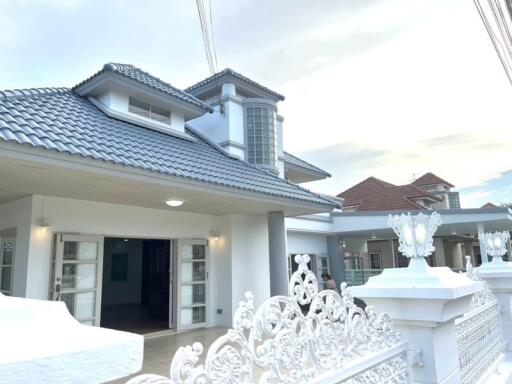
[176,239,209,331]
[52,234,104,326]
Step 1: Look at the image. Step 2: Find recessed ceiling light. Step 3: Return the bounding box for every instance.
[166,199,184,207]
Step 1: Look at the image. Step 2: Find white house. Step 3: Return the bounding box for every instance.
[1,63,511,338]
[0,63,339,334]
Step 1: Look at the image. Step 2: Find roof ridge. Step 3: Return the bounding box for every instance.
[0,87,70,101]
[184,67,285,101]
[106,63,193,97]
[73,63,212,112]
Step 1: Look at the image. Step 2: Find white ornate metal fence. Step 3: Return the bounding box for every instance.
[127,254,410,384]
[454,258,504,384]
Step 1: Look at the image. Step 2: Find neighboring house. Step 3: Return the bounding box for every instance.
[0,63,338,334]
[340,173,460,212]
[286,173,512,286]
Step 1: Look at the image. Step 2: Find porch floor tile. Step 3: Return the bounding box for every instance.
[108,326,228,383]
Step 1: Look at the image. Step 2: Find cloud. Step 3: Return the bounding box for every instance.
[459,170,512,207]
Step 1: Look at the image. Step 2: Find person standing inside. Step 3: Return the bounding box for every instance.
[321,272,337,290]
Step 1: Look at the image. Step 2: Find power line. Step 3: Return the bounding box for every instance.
[195,0,218,74]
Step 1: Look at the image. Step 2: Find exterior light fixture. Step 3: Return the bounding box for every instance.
[165,199,184,207]
[38,218,51,233]
[388,212,442,270]
[479,231,510,264]
[210,231,220,241]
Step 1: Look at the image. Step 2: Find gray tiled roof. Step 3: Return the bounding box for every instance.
[0,88,337,208]
[73,63,212,112]
[283,151,331,177]
[185,68,285,101]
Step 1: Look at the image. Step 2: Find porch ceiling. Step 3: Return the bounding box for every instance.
[0,152,328,216]
[332,209,512,240]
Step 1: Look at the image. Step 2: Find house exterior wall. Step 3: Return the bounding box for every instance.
[367,240,394,269]
[287,231,328,255]
[229,214,270,312]
[3,195,273,328]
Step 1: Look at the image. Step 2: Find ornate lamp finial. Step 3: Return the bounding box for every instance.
[388,212,442,270]
[479,231,510,264]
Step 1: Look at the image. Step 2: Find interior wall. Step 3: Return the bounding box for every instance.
[102,238,143,307]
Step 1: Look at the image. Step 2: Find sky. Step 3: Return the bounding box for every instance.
[1,0,511,207]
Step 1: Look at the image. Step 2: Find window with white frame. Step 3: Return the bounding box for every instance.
[368,251,382,270]
[0,231,16,296]
[128,97,171,123]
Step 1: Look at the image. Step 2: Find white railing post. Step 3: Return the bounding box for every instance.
[351,212,482,384]
[477,231,512,351]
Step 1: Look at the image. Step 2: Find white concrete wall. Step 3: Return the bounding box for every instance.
[0,196,33,297]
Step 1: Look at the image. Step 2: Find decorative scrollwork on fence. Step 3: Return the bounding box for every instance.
[455,257,504,384]
[127,254,409,384]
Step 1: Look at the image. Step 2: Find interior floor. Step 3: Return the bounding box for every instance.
[101,303,168,334]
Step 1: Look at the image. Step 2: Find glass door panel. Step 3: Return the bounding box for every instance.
[0,234,16,296]
[52,234,103,326]
[177,240,208,330]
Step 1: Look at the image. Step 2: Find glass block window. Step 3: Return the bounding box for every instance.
[245,104,277,168]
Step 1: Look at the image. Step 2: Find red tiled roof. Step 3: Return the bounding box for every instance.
[411,172,455,188]
[481,202,498,208]
[338,176,443,212]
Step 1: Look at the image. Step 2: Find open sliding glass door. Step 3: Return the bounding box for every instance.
[176,239,208,331]
[52,234,104,326]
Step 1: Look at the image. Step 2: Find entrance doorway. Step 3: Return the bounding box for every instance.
[100,238,172,334]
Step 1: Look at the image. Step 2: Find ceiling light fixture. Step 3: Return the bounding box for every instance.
[166,199,184,207]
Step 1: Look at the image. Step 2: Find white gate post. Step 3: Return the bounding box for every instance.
[351,212,482,384]
[477,231,512,351]
[350,268,481,384]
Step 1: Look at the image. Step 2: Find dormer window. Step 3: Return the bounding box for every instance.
[129,97,171,124]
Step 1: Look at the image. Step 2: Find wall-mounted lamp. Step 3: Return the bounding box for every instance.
[38,196,50,233]
[210,231,220,241]
[38,218,51,233]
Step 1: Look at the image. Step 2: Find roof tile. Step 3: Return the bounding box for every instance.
[0,88,337,208]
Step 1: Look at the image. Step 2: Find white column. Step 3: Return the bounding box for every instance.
[268,211,288,296]
[350,267,481,383]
